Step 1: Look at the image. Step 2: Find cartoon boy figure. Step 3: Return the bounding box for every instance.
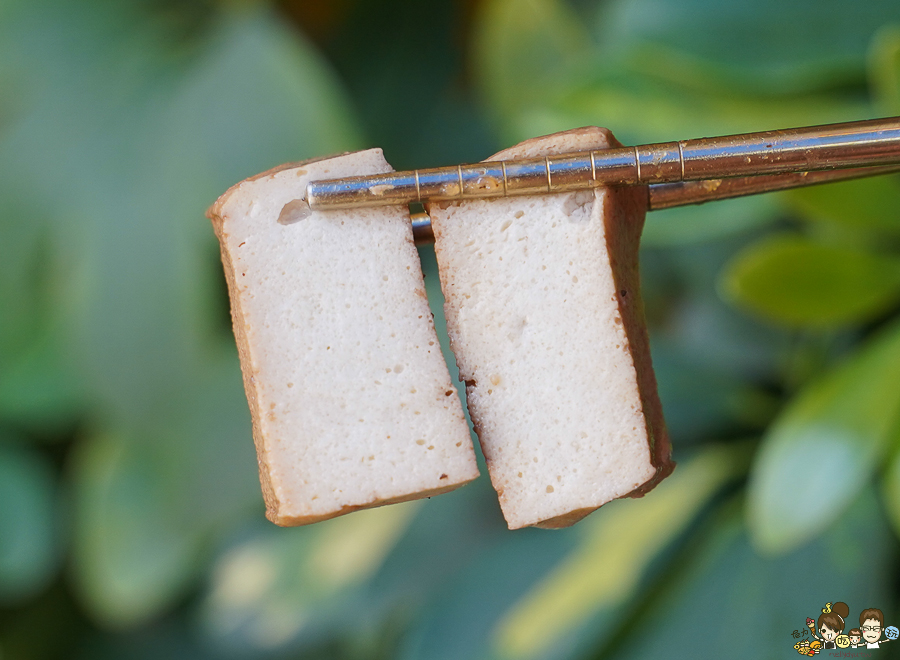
[860,608,893,649]
[847,629,863,648]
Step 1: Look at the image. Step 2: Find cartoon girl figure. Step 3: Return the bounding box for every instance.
[811,602,849,650]
[847,629,863,648]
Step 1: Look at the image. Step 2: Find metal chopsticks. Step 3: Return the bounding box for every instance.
[303,117,900,243]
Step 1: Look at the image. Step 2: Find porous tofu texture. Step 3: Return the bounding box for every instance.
[431,127,673,530]
[208,149,479,526]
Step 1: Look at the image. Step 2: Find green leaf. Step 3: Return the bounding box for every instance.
[0,0,361,427]
[747,320,900,554]
[473,0,874,144]
[496,70,870,158]
[199,502,420,652]
[4,1,361,626]
[557,75,870,147]
[0,440,60,603]
[471,0,590,138]
[880,438,900,539]
[595,0,900,93]
[782,174,900,233]
[71,432,203,629]
[720,234,900,328]
[869,25,900,113]
[0,194,83,433]
[401,445,748,660]
[0,323,84,433]
[0,200,44,360]
[69,349,258,629]
[605,490,895,660]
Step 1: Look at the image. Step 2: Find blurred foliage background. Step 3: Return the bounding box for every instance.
[1,0,900,658]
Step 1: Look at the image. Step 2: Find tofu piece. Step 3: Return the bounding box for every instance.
[429,127,673,529]
[208,149,479,526]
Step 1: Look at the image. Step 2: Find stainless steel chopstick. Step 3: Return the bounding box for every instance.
[306,117,900,212]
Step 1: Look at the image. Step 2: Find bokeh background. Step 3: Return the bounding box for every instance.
[2,0,900,658]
